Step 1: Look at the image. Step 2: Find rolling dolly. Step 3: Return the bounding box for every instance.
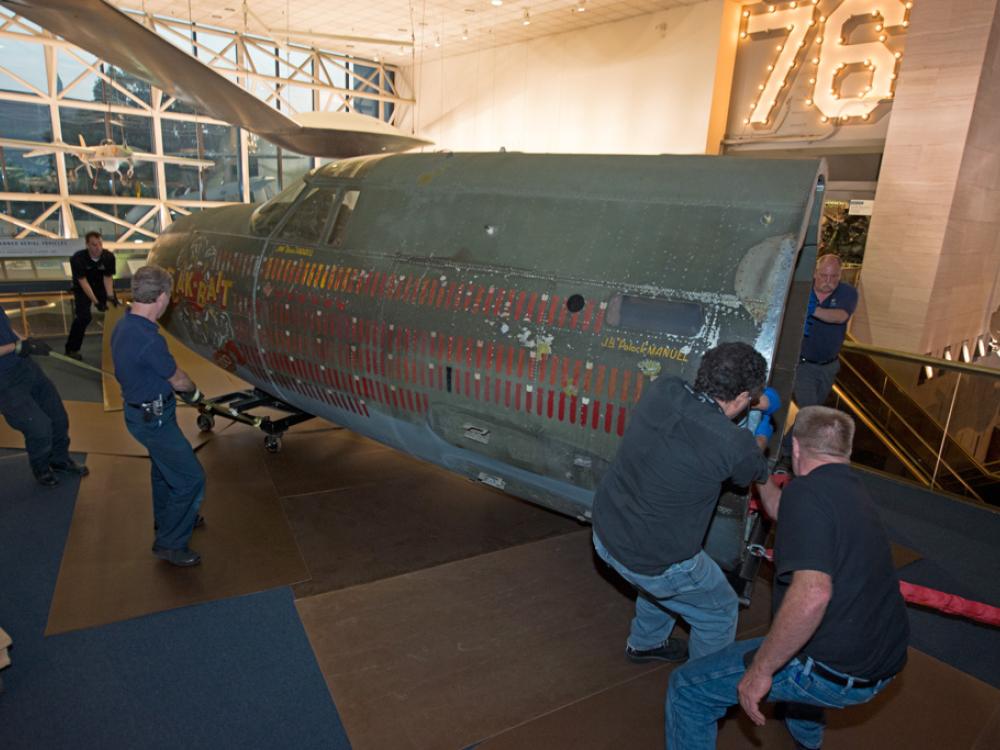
[192,388,315,453]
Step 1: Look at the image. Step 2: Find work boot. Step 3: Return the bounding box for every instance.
[33,468,59,487]
[625,637,689,664]
[152,545,201,567]
[64,350,83,361]
[51,459,90,477]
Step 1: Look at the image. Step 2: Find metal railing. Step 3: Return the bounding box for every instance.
[1,290,131,339]
[834,338,1000,504]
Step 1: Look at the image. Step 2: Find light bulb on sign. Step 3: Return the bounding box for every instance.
[811,0,908,121]
[743,0,909,128]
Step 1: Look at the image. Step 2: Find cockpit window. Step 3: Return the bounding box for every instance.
[606,294,704,337]
[327,189,360,248]
[275,187,337,245]
[249,181,305,236]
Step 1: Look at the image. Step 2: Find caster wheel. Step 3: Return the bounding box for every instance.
[196,414,215,432]
[264,435,282,453]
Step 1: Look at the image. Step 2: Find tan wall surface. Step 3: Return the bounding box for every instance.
[854,0,1000,355]
[401,1,729,155]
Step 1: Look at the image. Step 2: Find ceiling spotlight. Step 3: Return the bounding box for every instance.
[491,0,503,6]
[434,34,441,47]
[462,28,469,40]
[523,9,530,25]
[574,1,587,12]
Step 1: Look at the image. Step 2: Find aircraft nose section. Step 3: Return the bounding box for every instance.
[146,215,193,272]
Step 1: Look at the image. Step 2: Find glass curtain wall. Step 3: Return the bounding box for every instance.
[0,7,412,251]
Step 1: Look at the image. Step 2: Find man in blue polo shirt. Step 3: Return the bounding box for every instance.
[0,307,88,486]
[111,265,205,567]
[782,254,858,459]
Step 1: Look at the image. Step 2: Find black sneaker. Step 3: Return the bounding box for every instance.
[625,638,689,663]
[33,468,59,487]
[64,350,83,361]
[152,545,201,567]
[51,459,89,477]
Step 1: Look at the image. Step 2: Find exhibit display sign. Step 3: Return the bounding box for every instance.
[0,238,80,258]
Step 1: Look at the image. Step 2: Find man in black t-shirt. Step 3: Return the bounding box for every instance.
[65,231,118,360]
[666,407,909,750]
[592,342,770,665]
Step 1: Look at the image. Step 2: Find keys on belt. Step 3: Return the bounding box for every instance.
[126,394,168,422]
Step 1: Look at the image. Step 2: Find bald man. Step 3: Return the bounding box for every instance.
[782,254,858,459]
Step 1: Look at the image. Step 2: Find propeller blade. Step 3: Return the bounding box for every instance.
[2,0,431,158]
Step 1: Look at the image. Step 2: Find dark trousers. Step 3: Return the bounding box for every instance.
[0,358,71,473]
[782,359,841,454]
[124,399,205,550]
[65,289,103,354]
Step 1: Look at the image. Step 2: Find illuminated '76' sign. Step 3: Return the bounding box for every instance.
[741,0,913,125]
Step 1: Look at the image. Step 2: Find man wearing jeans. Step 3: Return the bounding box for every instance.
[666,407,909,749]
[592,342,770,664]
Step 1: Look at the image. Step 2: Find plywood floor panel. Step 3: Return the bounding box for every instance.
[477,648,1000,750]
[45,428,308,634]
[281,462,582,598]
[296,531,773,750]
[262,427,430,498]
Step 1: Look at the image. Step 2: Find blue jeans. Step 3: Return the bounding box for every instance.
[124,399,205,550]
[593,533,738,660]
[666,637,894,749]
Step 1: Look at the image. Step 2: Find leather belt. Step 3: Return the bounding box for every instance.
[803,658,891,688]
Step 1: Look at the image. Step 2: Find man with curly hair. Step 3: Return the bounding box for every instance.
[593,342,770,664]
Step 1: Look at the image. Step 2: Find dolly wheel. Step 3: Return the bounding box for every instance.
[264,435,282,453]
[196,414,215,432]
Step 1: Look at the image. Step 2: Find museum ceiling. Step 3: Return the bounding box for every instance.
[112,0,692,64]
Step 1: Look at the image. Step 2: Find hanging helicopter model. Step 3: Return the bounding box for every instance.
[3,0,823,604]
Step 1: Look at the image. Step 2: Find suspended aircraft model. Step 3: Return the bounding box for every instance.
[4,0,823,604]
[0,134,215,187]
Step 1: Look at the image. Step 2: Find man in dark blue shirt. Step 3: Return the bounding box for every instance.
[65,231,118,360]
[111,265,205,567]
[592,342,770,665]
[0,308,89,485]
[782,254,858,459]
[666,407,908,750]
